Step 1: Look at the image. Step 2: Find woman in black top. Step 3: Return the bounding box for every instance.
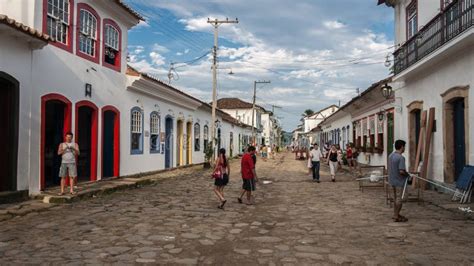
[327,145,338,182]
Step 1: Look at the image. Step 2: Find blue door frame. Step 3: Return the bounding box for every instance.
[453,99,466,180]
[165,117,173,169]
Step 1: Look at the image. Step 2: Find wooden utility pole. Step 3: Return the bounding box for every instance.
[252,80,271,145]
[207,18,238,157]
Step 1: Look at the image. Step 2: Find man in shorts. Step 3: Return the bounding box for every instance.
[388,139,410,222]
[238,146,258,205]
[57,132,80,195]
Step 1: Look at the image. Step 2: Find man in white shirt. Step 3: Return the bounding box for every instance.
[310,143,323,183]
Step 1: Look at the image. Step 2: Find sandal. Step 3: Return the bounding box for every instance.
[393,216,408,222]
[220,200,227,209]
[58,192,65,196]
[70,191,76,195]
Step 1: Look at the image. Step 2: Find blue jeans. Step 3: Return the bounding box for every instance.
[312,161,320,180]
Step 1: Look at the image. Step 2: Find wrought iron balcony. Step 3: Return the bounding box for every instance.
[393,0,473,75]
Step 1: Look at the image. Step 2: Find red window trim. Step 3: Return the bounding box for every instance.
[102,19,122,72]
[76,3,101,64]
[40,93,72,190]
[75,100,99,182]
[42,0,75,53]
[101,105,120,178]
[405,0,418,40]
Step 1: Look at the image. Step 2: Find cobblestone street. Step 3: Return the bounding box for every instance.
[1,152,473,265]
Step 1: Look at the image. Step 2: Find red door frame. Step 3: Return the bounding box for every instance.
[75,100,98,181]
[40,93,72,190]
[101,106,120,178]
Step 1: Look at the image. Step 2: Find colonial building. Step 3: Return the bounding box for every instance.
[1,0,142,194]
[317,78,395,167]
[216,97,267,145]
[299,105,339,146]
[379,0,473,184]
[0,0,253,195]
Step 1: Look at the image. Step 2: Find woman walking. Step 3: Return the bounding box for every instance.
[213,148,230,209]
[327,145,338,182]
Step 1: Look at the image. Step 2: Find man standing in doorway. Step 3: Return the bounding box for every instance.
[57,132,80,195]
[310,143,323,183]
[388,139,410,222]
[238,146,258,205]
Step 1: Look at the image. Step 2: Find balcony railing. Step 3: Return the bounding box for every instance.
[393,0,473,75]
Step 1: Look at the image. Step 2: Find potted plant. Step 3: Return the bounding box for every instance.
[204,141,214,169]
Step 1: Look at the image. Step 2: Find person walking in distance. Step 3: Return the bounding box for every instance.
[327,145,338,182]
[310,144,323,183]
[57,132,80,195]
[238,146,258,205]
[346,143,354,175]
[213,148,230,209]
[307,146,314,176]
[388,140,410,222]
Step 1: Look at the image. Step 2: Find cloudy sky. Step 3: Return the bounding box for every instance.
[125,0,395,131]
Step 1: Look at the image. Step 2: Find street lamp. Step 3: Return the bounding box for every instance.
[381,83,393,99]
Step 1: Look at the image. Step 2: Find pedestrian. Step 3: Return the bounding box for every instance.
[327,145,338,182]
[388,140,411,222]
[336,144,343,168]
[212,148,230,209]
[268,145,272,160]
[307,147,313,176]
[262,145,267,161]
[57,132,79,195]
[346,143,354,174]
[310,144,323,183]
[238,146,258,205]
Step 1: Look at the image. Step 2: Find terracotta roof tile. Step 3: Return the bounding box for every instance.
[0,14,52,42]
[113,0,145,21]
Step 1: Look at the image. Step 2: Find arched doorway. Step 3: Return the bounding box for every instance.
[176,119,183,166]
[407,101,423,171]
[0,72,19,192]
[75,101,98,182]
[165,116,173,168]
[102,106,120,179]
[186,121,192,165]
[41,93,72,189]
[442,86,469,183]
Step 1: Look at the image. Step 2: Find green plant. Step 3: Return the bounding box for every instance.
[204,141,214,163]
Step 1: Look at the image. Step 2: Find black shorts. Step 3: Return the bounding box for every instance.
[214,174,229,187]
[242,178,256,191]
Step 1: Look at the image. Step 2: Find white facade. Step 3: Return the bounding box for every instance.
[386,0,473,184]
[0,0,253,195]
[319,111,352,148]
[303,105,338,133]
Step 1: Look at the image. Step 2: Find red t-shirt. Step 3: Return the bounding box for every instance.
[346,148,353,158]
[241,153,255,179]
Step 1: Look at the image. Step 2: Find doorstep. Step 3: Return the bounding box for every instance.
[0,190,29,205]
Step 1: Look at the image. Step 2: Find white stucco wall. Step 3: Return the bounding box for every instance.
[394,48,474,183]
[0,36,37,192]
[394,0,443,45]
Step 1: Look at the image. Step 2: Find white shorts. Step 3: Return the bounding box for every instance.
[329,161,338,175]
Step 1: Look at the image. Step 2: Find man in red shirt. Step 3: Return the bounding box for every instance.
[238,146,258,205]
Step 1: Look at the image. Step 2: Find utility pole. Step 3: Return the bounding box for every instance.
[252,80,271,145]
[207,17,238,158]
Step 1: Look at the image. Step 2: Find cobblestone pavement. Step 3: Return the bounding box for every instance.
[1,152,473,265]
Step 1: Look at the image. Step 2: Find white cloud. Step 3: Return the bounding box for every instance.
[152,43,169,53]
[323,20,346,30]
[125,0,394,130]
[149,51,166,66]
